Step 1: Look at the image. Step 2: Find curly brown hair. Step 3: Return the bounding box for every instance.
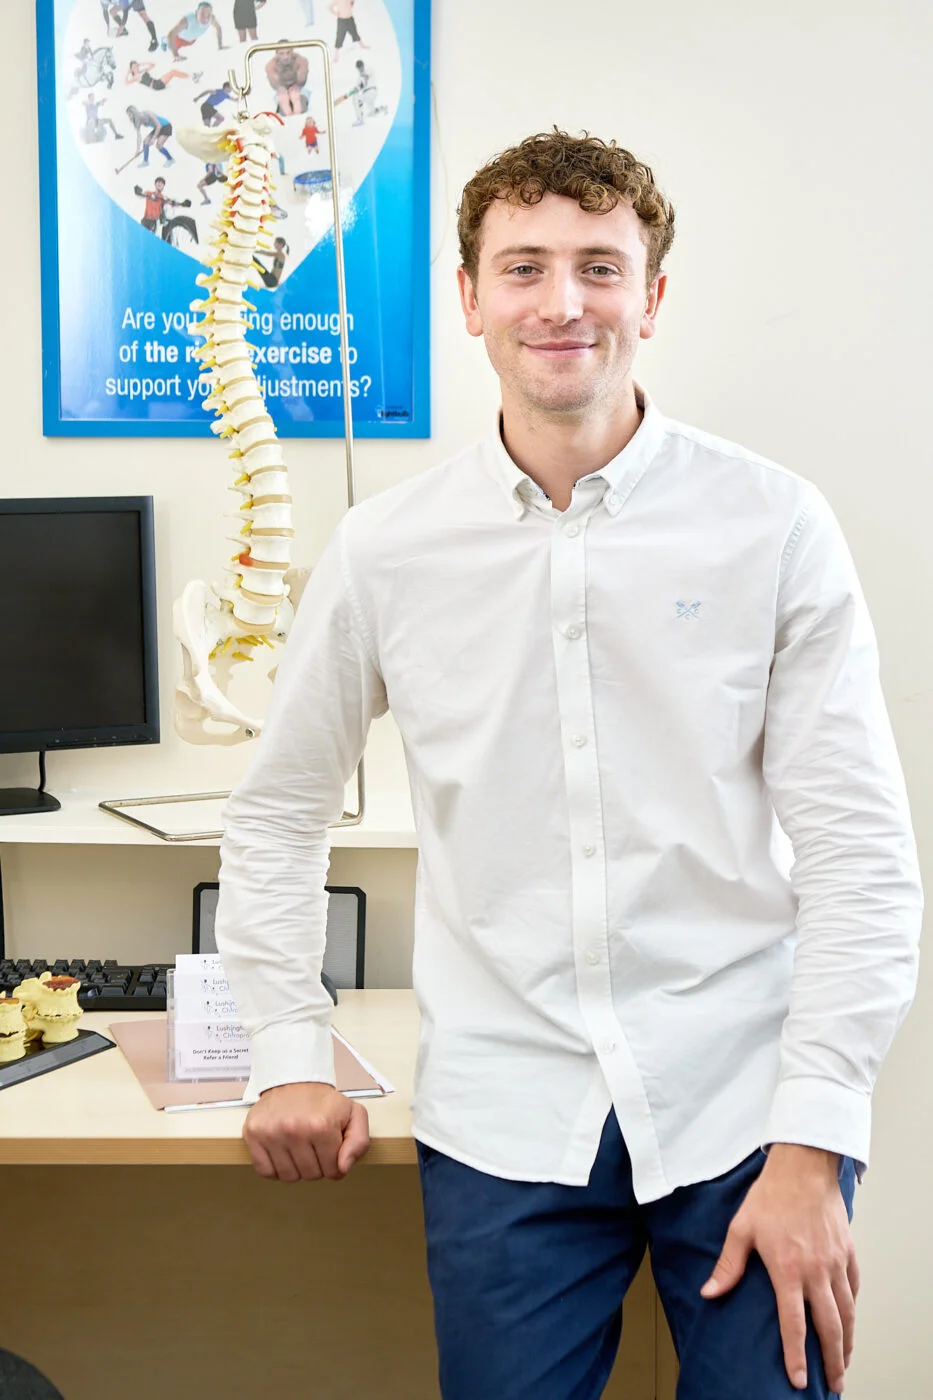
[458,129,675,291]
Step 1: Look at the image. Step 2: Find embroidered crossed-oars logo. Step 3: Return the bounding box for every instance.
[675,600,702,620]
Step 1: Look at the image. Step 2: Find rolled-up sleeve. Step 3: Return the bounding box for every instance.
[214,517,387,1100]
[762,488,922,1169]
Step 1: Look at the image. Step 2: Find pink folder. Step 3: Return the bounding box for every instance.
[109,1017,385,1111]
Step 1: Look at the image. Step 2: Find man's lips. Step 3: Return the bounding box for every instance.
[523,341,595,356]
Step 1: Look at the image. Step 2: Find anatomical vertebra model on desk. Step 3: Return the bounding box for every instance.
[0,976,84,1062]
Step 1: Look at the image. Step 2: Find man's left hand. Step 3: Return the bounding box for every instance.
[700,1144,858,1394]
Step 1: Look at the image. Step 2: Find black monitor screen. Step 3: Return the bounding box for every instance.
[0,498,159,752]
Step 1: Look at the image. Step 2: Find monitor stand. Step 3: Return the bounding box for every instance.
[0,753,61,817]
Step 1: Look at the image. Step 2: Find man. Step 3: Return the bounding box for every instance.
[350,58,386,124]
[81,92,123,143]
[166,2,226,59]
[265,44,309,115]
[133,175,188,232]
[215,131,922,1398]
[193,79,235,127]
[197,159,227,205]
[329,0,369,62]
[110,0,159,52]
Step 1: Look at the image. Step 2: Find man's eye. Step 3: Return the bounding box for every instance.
[509,264,537,276]
[588,265,617,277]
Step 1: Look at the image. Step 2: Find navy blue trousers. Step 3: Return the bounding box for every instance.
[417,1113,856,1400]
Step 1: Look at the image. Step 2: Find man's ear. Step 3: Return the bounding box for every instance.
[457,266,484,339]
[640,272,667,341]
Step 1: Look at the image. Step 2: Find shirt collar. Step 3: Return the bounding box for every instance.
[486,382,667,521]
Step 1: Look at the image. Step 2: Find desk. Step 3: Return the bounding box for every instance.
[0,994,419,1166]
[0,992,675,1399]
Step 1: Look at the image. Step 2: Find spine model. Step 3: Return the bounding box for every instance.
[189,115,292,640]
[173,112,305,743]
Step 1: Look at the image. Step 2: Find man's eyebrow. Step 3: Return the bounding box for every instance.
[490,244,635,268]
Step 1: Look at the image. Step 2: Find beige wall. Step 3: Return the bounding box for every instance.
[3,2,931,1394]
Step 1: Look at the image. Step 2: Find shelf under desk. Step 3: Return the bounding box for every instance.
[0,989,419,1165]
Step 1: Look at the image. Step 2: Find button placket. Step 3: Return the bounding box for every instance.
[549,511,613,1042]
[552,508,588,644]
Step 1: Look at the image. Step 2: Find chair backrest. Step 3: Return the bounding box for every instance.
[192,882,366,988]
[0,1349,65,1399]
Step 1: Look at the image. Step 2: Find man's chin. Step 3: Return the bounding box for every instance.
[520,385,605,415]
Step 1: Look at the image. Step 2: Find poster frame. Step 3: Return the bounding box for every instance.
[36,0,431,439]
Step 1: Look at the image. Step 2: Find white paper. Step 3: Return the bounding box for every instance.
[170,953,250,1079]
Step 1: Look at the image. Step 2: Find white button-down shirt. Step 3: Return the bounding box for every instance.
[216,384,922,1203]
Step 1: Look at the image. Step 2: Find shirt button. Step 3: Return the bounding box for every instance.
[571,734,587,748]
[585,947,600,965]
[600,1040,617,1055]
[582,843,596,856]
[564,523,580,537]
[565,624,582,640]
[606,493,619,508]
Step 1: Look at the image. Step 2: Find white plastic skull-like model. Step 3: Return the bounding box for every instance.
[173,113,300,744]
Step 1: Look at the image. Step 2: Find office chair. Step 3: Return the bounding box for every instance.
[0,1348,64,1399]
[192,882,367,989]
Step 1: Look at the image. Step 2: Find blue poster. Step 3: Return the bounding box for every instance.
[37,0,430,436]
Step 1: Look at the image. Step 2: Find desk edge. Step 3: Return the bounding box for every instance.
[0,1137,417,1166]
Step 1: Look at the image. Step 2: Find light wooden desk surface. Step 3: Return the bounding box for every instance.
[0,988,419,1166]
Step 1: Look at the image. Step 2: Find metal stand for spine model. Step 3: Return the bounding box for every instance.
[100,40,365,842]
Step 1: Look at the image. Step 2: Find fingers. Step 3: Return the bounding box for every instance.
[774,1282,809,1390]
[337,1101,371,1174]
[242,1084,369,1184]
[831,1269,857,1371]
[700,1220,752,1298]
[245,1127,322,1183]
[274,1114,342,1180]
[245,1136,278,1180]
[809,1281,847,1394]
[272,1141,321,1183]
[772,1267,854,1393]
[302,1115,345,1180]
[847,1245,861,1302]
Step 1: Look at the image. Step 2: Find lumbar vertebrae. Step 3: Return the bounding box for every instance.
[173,113,301,744]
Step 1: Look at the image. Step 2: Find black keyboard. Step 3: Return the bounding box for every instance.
[0,959,172,1012]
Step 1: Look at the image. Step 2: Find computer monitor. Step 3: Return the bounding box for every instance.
[0,497,159,815]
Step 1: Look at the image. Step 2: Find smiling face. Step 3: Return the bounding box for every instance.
[458,192,665,422]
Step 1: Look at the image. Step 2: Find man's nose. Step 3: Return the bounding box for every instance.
[536,270,584,324]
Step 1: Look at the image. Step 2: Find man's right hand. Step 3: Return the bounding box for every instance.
[242,1081,370,1183]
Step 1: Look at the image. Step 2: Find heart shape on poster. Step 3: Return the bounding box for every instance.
[61,0,400,285]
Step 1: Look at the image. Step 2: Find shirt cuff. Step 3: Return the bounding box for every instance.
[764,1074,871,1175]
[242,1019,336,1104]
